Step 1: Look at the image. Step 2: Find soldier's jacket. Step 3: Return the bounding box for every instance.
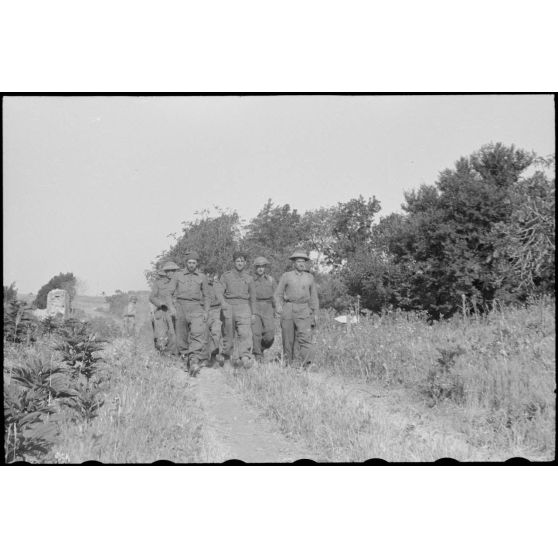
[149,276,176,312]
[123,301,137,317]
[218,269,256,311]
[170,270,210,311]
[274,270,319,313]
[207,280,222,309]
[253,275,276,306]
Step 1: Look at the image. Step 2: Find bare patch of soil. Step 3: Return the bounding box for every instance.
[185,366,315,463]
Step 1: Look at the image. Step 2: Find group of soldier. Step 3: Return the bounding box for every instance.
[148,249,319,375]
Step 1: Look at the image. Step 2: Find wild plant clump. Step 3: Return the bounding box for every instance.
[4,317,109,462]
[3,300,37,344]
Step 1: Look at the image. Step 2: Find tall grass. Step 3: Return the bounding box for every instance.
[226,300,555,461]
[53,337,221,463]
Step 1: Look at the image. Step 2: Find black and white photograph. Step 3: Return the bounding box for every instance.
[3,94,555,464]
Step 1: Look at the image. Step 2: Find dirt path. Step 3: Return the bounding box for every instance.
[184,366,315,463]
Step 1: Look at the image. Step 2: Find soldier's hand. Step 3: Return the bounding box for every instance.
[251,314,257,325]
[160,304,168,311]
[311,314,317,329]
[204,312,209,322]
[276,306,282,316]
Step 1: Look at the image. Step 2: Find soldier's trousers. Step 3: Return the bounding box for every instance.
[175,300,207,362]
[207,306,223,359]
[152,309,177,355]
[252,300,275,357]
[222,301,252,360]
[280,302,313,365]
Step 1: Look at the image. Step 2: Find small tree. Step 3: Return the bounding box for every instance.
[159,207,242,277]
[33,272,77,309]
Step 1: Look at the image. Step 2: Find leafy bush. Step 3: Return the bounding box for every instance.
[4,300,37,344]
[54,318,107,421]
[4,382,58,463]
[423,345,466,404]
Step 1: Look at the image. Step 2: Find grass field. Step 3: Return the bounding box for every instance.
[4,296,555,463]
[226,300,555,461]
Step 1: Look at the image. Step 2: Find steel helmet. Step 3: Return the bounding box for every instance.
[253,256,270,266]
[162,261,180,271]
[289,249,310,261]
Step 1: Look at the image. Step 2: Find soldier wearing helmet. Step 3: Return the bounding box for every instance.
[251,256,277,363]
[274,249,319,367]
[169,250,210,376]
[217,251,257,369]
[149,261,179,355]
[123,293,138,336]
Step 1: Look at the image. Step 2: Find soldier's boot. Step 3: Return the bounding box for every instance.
[254,354,263,364]
[241,356,253,369]
[232,358,242,369]
[189,357,201,377]
[222,356,232,370]
[215,353,225,367]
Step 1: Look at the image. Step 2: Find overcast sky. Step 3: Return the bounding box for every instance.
[3,95,555,295]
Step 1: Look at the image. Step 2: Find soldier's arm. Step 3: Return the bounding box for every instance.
[248,277,256,315]
[201,274,210,313]
[309,276,319,314]
[216,274,229,307]
[149,283,163,308]
[168,276,179,309]
[274,274,286,313]
[271,277,278,309]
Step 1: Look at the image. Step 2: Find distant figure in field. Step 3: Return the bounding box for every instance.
[274,249,319,367]
[123,294,138,336]
[149,262,179,355]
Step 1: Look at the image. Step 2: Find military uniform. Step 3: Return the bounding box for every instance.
[149,274,177,355]
[170,269,209,365]
[122,299,137,336]
[274,269,319,365]
[218,269,256,362]
[206,278,224,364]
[252,274,276,360]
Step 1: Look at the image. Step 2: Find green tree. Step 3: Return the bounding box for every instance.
[243,200,307,276]
[326,196,382,264]
[159,208,243,277]
[492,156,555,296]
[33,273,77,309]
[387,143,536,317]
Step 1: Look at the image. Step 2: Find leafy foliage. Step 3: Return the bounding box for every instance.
[160,208,242,277]
[3,300,37,344]
[4,383,58,463]
[384,143,539,317]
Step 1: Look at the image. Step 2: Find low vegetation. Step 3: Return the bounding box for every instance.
[226,298,555,461]
[3,307,220,463]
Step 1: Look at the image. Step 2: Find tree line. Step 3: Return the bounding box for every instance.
[151,143,554,319]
